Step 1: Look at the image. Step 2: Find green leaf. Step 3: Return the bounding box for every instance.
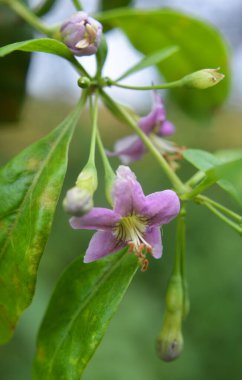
[0,38,76,62]
[183,149,220,171]
[0,99,83,345]
[184,149,242,207]
[117,46,179,81]
[100,0,133,12]
[33,250,138,379]
[98,9,230,117]
[0,4,32,123]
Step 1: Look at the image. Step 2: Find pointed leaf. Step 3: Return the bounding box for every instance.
[117,46,179,81]
[98,9,230,117]
[184,149,242,207]
[0,38,76,62]
[0,100,83,344]
[33,250,138,379]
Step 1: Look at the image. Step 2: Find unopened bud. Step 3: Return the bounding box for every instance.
[156,312,183,362]
[78,77,91,88]
[156,274,184,361]
[63,164,98,216]
[165,274,183,314]
[182,68,224,89]
[60,12,102,56]
[63,187,93,216]
[76,165,98,193]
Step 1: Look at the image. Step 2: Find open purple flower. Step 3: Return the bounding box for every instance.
[107,93,181,166]
[70,166,180,270]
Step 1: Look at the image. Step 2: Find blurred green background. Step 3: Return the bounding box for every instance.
[0,97,242,379]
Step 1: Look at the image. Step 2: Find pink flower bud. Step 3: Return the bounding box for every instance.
[60,12,102,56]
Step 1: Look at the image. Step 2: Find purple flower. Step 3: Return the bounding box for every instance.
[60,12,102,56]
[107,93,180,165]
[70,166,180,270]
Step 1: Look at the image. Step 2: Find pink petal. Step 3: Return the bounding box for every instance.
[145,226,163,259]
[142,190,180,226]
[70,208,120,230]
[139,93,166,134]
[159,120,176,137]
[107,134,145,164]
[112,166,146,216]
[84,230,124,263]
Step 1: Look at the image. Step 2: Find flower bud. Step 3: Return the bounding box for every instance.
[156,312,183,362]
[63,187,93,216]
[159,120,176,137]
[60,12,102,56]
[63,164,98,216]
[165,274,183,314]
[182,68,224,89]
[156,274,184,361]
[76,165,98,194]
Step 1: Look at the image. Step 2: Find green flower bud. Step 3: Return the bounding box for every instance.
[76,164,98,194]
[63,187,93,216]
[156,312,183,362]
[156,273,184,361]
[77,77,91,89]
[182,68,224,89]
[63,164,98,216]
[165,274,183,314]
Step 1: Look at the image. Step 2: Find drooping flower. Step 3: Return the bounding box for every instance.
[70,166,180,270]
[107,93,182,167]
[60,12,102,56]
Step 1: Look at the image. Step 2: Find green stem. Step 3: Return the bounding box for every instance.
[181,177,214,200]
[179,207,190,318]
[88,92,99,164]
[34,0,58,17]
[196,195,242,224]
[100,90,187,194]
[71,0,83,10]
[186,171,205,187]
[8,0,56,37]
[173,216,182,276]
[96,130,115,206]
[201,202,242,235]
[109,79,183,91]
[96,131,115,180]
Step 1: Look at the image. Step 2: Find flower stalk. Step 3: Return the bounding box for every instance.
[100,90,187,194]
[196,195,242,224]
[71,0,83,11]
[196,195,242,235]
[96,130,115,206]
[108,68,224,91]
[7,0,57,37]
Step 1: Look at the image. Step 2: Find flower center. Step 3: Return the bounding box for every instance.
[113,215,151,251]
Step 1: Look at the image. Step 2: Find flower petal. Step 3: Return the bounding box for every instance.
[145,226,163,259]
[139,93,166,134]
[84,230,124,263]
[70,208,120,230]
[142,190,180,226]
[159,120,176,137]
[150,134,179,154]
[112,165,146,216]
[107,134,145,164]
